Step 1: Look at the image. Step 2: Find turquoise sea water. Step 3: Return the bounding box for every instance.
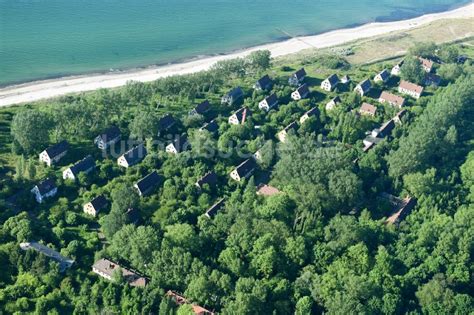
[0,0,469,86]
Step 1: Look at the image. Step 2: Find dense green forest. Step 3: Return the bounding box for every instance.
[0,41,473,314]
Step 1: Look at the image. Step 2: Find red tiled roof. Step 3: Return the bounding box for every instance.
[257,184,281,196]
[380,91,405,107]
[399,80,424,94]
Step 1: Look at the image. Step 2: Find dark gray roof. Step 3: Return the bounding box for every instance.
[284,121,298,132]
[44,141,69,159]
[35,178,56,195]
[256,75,273,90]
[126,208,141,224]
[293,68,307,80]
[227,87,244,98]
[358,79,372,92]
[70,155,95,176]
[193,100,210,115]
[377,69,390,81]
[205,199,225,218]
[264,93,278,107]
[234,158,257,178]
[168,135,189,153]
[331,96,342,103]
[196,171,218,188]
[296,83,310,96]
[380,119,395,137]
[326,74,339,85]
[89,195,108,211]
[232,107,252,122]
[135,171,160,195]
[303,107,318,118]
[123,144,147,166]
[158,114,176,132]
[200,119,219,133]
[96,126,120,143]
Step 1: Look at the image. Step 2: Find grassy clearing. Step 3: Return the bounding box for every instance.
[277,18,474,66]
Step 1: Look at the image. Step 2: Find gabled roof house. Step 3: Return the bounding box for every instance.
[39,141,69,167]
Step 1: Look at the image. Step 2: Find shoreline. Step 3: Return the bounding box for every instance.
[0,3,473,107]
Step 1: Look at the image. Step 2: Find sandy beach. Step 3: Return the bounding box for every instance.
[1,3,472,107]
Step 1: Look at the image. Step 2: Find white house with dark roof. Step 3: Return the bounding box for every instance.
[199,119,219,133]
[83,195,108,217]
[195,171,218,189]
[166,135,189,154]
[230,159,256,182]
[341,75,351,84]
[157,114,176,134]
[391,60,404,76]
[288,68,306,86]
[117,144,147,168]
[299,107,318,124]
[221,87,244,105]
[254,74,273,91]
[205,199,225,218]
[291,83,310,100]
[398,80,424,99]
[354,79,372,96]
[320,74,339,91]
[39,141,69,167]
[31,178,57,203]
[94,126,121,150]
[229,107,251,125]
[325,96,342,111]
[258,93,278,112]
[134,171,160,197]
[374,69,390,83]
[363,119,395,148]
[63,155,96,180]
[189,100,211,116]
[379,91,405,108]
[277,121,298,143]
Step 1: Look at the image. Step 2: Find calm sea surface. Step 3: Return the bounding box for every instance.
[0,0,469,86]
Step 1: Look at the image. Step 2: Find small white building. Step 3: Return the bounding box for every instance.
[299,107,318,124]
[94,126,121,150]
[31,178,57,203]
[354,79,372,96]
[39,141,69,167]
[258,93,278,112]
[165,135,189,154]
[320,74,339,91]
[83,195,108,217]
[228,107,251,125]
[117,144,147,168]
[288,68,306,86]
[374,69,390,83]
[391,60,404,76]
[291,84,310,101]
[230,159,256,182]
[277,122,298,143]
[325,96,342,111]
[63,155,95,180]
